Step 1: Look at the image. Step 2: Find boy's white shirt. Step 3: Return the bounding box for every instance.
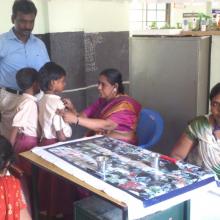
[38,94,72,139]
[12,93,38,137]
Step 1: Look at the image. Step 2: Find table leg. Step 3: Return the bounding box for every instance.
[184,200,191,220]
[122,207,128,220]
[32,165,39,220]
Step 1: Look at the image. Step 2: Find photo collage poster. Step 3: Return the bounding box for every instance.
[44,136,215,207]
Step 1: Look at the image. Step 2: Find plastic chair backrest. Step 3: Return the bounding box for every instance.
[136,108,164,149]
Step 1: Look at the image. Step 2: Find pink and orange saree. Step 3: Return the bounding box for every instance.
[83,95,141,144]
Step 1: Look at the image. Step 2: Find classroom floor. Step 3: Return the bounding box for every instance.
[39,213,73,220]
[39,215,73,220]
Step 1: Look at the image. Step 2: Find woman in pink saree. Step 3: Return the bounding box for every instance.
[62,68,141,144]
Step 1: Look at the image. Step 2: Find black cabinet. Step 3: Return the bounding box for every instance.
[74,195,190,220]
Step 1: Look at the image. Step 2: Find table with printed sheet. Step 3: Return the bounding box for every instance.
[20,135,217,220]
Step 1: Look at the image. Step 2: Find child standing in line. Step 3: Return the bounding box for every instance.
[10,68,39,153]
[38,62,72,146]
[38,62,74,219]
[0,135,32,220]
[9,68,39,178]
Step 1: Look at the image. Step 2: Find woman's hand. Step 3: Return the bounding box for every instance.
[57,109,117,131]
[63,111,78,124]
[57,109,78,124]
[62,98,77,113]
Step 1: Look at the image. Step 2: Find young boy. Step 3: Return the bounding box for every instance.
[38,62,72,145]
[10,68,39,153]
[38,62,73,218]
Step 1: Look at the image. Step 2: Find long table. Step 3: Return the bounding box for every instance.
[20,150,128,220]
[20,136,216,220]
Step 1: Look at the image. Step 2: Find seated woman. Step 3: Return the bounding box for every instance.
[171,83,220,177]
[61,68,141,144]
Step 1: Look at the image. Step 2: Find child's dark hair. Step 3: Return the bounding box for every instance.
[39,62,66,92]
[16,67,38,91]
[210,83,220,101]
[0,135,15,172]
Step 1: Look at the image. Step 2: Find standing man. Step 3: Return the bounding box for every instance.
[0,0,50,139]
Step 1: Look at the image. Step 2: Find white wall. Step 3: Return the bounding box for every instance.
[34,0,49,34]
[47,0,84,33]
[83,0,129,32]
[210,36,220,90]
[0,0,13,33]
[0,0,129,34]
[47,0,129,33]
[2,0,218,34]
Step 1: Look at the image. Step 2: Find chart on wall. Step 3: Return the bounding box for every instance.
[84,31,129,106]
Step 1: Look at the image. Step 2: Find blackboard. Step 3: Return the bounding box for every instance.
[37,31,129,138]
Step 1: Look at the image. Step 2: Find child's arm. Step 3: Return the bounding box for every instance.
[56,129,67,142]
[53,113,72,141]
[53,99,72,141]
[9,127,19,146]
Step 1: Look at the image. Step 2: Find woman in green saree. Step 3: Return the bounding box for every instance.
[171,83,220,177]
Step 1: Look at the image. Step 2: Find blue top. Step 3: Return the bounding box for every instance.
[0,29,50,90]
